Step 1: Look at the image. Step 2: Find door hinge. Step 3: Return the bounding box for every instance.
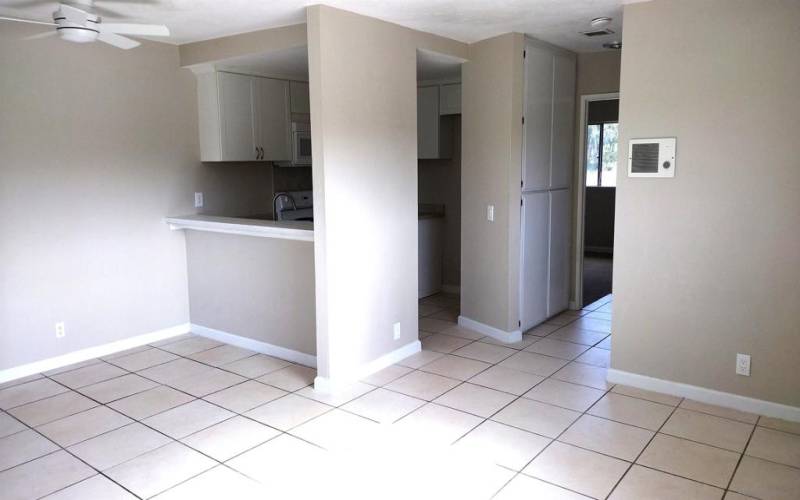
[520,198,523,206]
[520,180,523,188]
[518,320,521,327]
[522,116,525,125]
[523,50,526,59]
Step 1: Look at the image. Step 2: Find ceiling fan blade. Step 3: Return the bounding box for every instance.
[2,0,53,8]
[0,15,57,26]
[59,3,89,24]
[99,23,168,36]
[97,31,139,49]
[23,30,58,40]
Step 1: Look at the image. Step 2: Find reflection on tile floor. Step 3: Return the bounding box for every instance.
[0,293,799,499]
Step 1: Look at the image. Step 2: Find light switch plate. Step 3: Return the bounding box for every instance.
[393,322,401,340]
[487,205,495,222]
[194,192,204,208]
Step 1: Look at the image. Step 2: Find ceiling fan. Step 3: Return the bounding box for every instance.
[0,0,170,49]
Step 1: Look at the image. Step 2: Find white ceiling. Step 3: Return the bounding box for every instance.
[0,0,633,52]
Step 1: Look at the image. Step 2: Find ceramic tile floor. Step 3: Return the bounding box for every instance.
[1,293,799,499]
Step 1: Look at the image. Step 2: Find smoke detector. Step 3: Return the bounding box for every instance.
[590,17,613,28]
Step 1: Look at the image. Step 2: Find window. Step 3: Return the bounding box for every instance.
[586,122,618,187]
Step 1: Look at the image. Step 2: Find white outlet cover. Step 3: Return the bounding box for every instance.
[194,192,204,208]
[393,322,401,340]
[487,205,495,222]
[55,322,66,338]
[736,353,751,376]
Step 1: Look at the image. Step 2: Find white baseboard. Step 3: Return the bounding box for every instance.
[458,316,522,343]
[607,368,800,423]
[314,340,421,394]
[190,324,316,368]
[0,323,190,385]
[441,284,461,295]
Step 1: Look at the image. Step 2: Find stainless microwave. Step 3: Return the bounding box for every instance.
[291,122,312,166]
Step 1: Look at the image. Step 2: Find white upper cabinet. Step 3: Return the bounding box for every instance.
[551,54,576,189]
[196,71,292,162]
[290,81,310,115]
[439,83,461,115]
[521,44,576,191]
[253,77,291,161]
[217,72,256,162]
[522,46,555,191]
[418,86,440,159]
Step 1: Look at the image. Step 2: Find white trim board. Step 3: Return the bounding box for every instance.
[190,324,316,368]
[0,323,190,385]
[458,316,522,343]
[314,340,421,394]
[607,368,800,423]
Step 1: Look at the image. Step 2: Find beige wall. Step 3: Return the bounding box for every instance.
[179,23,308,67]
[613,0,800,407]
[0,23,272,371]
[576,51,621,97]
[307,5,467,385]
[461,33,525,332]
[185,231,315,356]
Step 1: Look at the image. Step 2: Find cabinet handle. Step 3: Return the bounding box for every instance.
[259,147,264,160]
[256,147,260,160]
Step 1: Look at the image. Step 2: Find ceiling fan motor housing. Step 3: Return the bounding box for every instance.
[53,7,99,43]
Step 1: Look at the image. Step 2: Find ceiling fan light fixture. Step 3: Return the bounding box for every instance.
[58,27,99,43]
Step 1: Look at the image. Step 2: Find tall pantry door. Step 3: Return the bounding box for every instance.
[520,40,576,330]
[520,191,550,330]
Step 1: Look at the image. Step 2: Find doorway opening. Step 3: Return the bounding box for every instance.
[575,94,619,307]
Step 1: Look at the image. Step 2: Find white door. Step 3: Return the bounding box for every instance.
[253,77,291,161]
[417,86,439,159]
[548,189,570,316]
[520,191,550,330]
[218,72,256,161]
[522,45,554,191]
[551,54,576,189]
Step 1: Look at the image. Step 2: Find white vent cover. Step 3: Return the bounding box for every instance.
[628,138,676,178]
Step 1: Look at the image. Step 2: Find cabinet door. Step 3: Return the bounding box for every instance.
[439,84,461,115]
[253,77,291,161]
[218,72,256,161]
[417,86,439,159]
[290,81,310,114]
[551,54,576,189]
[520,191,550,330]
[522,45,554,191]
[547,189,571,317]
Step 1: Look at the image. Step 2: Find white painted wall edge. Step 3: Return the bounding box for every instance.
[314,340,421,394]
[607,368,800,423]
[165,215,314,242]
[190,324,317,368]
[0,323,191,385]
[441,284,461,295]
[458,316,522,343]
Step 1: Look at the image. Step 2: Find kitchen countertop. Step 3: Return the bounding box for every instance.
[165,215,313,242]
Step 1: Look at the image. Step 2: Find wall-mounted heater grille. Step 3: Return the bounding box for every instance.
[628,138,676,178]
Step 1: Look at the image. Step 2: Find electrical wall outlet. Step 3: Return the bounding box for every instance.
[194,192,204,208]
[393,322,401,340]
[55,322,66,339]
[736,353,751,376]
[487,204,495,222]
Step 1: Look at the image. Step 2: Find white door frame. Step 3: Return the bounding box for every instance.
[571,92,620,309]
